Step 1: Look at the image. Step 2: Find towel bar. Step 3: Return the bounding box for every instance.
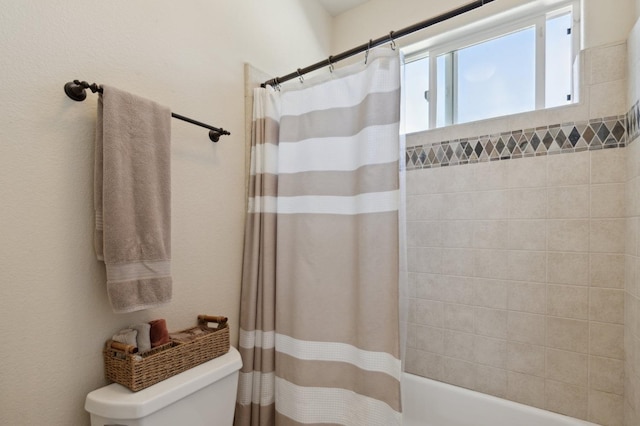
[64,80,230,142]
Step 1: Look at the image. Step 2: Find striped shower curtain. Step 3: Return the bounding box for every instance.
[236,48,402,426]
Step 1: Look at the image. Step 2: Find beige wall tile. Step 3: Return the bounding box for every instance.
[508,282,546,314]
[474,249,509,280]
[590,219,626,254]
[507,155,547,188]
[590,43,627,84]
[548,219,590,252]
[405,348,443,381]
[590,356,624,395]
[507,251,546,283]
[627,217,638,256]
[444,303,475,332]
[591,183,626,218]
[507,341,545,377]
[546,348,588,387]
[507,371,545,409]
[441,220,474,248]
[591,148,627,184]
[547,252,590,286]
[547,317,589,353]
[414,273,440,300]
[473,220,508,249]
[473,278,508,309]
[407,247,442,273]
[590,322,624,359]
[590,253,626,288]
[440,276,475,305]
[473,190,508,220]
[441,193,474,220]
[590,79,628,118]
[442,248,475,277]
[545,380,588,420]
[474,161,508,191]
[443,357,476,390]
[508,188,548,219]
[507,311,546,345]
[547,284,589,320]
[548,151,590,186]
[438,163,476,193]
[589,390,625,426]
[407,220,442,248]
[626,177,640,218]
[406,194,443,221]
[548,186,590,219]
[476,365,507,398]
[474,335,507,369]
[475,307,508,339]
[414,299,444,327]
[412,325,444,354]
[507,220,547,250]
[590,288,624,324]
[443,330,475,362]
[406,168,436,195]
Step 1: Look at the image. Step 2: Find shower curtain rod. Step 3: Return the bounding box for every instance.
[262,0,494,88]
[64,80,231,142]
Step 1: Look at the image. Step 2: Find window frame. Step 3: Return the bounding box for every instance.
[403,0,580,131]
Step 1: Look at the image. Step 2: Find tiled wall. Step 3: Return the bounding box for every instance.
[404,41,630,425]
[624,18,640,426]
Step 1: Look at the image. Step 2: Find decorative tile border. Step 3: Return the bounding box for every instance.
[406,113,632,171]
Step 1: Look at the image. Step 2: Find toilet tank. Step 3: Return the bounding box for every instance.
[85,346,242,426]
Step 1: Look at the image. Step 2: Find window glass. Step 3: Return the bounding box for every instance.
[455,27,536,124]
[403,56,429,134]
[546,12,573,107]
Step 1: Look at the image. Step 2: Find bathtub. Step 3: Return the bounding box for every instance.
[401,373,599,426]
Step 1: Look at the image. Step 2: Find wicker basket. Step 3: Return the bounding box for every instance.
[103,315,230,391]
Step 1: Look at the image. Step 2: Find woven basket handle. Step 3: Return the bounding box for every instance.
[198,315,228,329]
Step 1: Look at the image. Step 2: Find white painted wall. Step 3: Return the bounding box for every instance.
[0,1,330,425]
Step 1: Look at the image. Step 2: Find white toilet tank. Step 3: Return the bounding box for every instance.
[85,346,242,426]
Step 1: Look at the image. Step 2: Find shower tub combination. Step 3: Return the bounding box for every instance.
[401,373,599,426]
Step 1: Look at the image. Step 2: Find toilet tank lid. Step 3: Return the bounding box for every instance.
[85,346,242,420]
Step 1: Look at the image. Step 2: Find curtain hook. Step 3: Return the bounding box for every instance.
[273,77,281,91]
[327,55,334,73]
[365,39,372,64]
[296,68,305,84]
[389,31,396,50]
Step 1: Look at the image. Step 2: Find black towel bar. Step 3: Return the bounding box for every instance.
[64,80,230,142]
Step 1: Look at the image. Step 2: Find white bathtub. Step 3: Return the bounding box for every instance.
[401,373,599,426]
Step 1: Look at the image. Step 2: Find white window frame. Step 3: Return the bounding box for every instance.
[404,0,580,130]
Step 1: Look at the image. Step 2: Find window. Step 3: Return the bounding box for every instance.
[402,1,579,133]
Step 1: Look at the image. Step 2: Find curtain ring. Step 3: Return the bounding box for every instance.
[273,77,281,91]
[365,39,372,64]
[327,55,334,73]
[296,68,304,84]
[389,31,396,50]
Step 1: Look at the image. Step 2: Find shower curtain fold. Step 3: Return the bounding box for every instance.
[236,49,402,426]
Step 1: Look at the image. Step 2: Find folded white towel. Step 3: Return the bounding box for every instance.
[112,328,138,347]
[130,323,152,353]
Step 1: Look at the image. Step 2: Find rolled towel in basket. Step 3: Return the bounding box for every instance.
[130,323,151,353]
[112,328,138,348]
[149,318,170,348]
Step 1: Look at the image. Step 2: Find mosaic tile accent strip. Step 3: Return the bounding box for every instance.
[406,115,628,171]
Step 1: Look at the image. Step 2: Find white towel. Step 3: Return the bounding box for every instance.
[95,85,172,313]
